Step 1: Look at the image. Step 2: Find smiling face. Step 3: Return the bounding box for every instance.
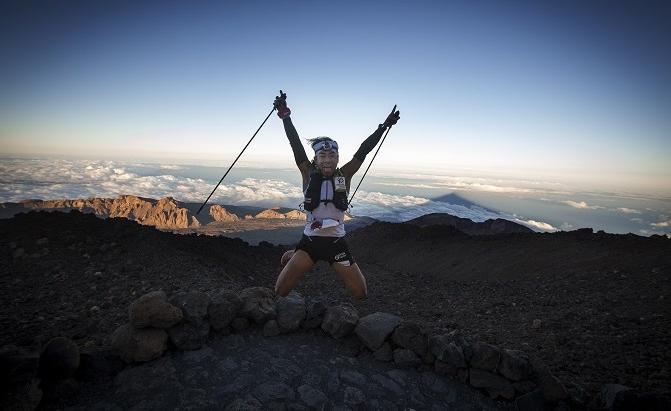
[315,150,339,176]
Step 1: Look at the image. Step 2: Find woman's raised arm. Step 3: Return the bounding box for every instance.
[274,91,311,183]
[340,109,400,178]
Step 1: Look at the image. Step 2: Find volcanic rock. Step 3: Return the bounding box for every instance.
[428,334,467,368]
[167,291,211,350]
[302,299,326,329]
[373,342,393,362]
[276,291,306,332]
[498,349,530,381]
[470,341,501,371]
[354,312,402,351]
[321,304,359,339]
[208,290,243,331]
[392,321,428,357]
[238,287,277,324]
[129,291,183,329]
[393,348,421,368]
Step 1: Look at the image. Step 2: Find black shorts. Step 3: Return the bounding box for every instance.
[295,234,355,266]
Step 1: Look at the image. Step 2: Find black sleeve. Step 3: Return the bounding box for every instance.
[283,117,309,166]
[353,124,386,162]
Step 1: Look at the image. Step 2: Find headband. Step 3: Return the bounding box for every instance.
[312,139,339,154]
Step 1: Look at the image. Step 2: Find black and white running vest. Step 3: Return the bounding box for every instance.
[303,168,349,212]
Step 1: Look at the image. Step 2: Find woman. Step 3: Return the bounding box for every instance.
[273,91,400,299]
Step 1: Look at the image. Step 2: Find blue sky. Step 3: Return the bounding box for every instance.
[1,0,670,195]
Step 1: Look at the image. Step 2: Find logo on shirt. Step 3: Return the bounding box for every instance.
[334,176,346,192]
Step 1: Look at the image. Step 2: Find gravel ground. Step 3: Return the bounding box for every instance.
[1,210,669,403]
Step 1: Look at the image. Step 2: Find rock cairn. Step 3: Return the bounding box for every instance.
[6,286,656,410]
[108,286,571,409]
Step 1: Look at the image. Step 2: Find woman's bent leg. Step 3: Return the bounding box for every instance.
[332,262,368,299]
[275,250,314,297]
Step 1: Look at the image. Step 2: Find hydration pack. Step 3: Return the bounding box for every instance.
[303,168,349,212]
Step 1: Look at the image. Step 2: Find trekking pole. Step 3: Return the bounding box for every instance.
[197,105,277,215]
[348,104,397,207]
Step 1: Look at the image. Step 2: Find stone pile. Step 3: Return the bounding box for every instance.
[107,286,571,409]
[8,285,652,410]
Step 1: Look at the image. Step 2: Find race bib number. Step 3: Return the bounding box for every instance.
[334,176,347,192]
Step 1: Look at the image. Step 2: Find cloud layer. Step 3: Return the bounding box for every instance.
[0,158,561,232]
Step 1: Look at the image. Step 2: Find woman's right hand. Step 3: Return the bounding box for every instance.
[274,90,291,119]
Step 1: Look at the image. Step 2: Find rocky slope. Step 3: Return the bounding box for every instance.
[1,211,669,406]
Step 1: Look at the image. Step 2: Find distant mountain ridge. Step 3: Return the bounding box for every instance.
[0,195,531,237]
[406,213,532,235]
[0,195,307,229]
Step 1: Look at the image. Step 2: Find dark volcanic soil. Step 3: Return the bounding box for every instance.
[1,211,670,402]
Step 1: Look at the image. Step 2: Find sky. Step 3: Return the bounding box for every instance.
[1,1,670,202]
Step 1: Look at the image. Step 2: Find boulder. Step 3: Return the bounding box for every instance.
[393,348,421,368]
[321,304,359,339]
[39,337,80,379]
[276,291,306,332]
[305,300,326,320]
[469,368,515,400]
[373,342,393,362]
[302,299,326,330]
[169,291,210,321]
[354,312,402,350]
[391,321,428,357]
[168,291,211,350]
[111,324,167,363]
[208,290,243,331]
[498,349,530,381]
[470,341,501,371]
[238,287,277,324]
[428,334,467,368]
[129,291,183,329]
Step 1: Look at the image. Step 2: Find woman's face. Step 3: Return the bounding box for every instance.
[315,150,339,176]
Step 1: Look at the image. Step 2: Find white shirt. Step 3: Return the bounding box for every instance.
[303,180,346,237]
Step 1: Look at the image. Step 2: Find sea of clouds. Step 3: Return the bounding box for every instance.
[0,158,567,232]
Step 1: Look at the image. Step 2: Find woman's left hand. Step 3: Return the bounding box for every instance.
[384,110,400,127]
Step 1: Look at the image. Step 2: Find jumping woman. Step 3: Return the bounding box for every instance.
[273,91,400,299]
